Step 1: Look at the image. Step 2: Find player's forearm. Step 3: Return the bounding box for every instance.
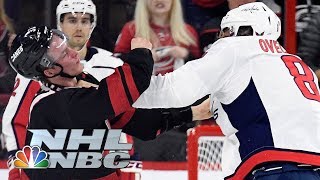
[122,101,212,141]
[122,107,192,141]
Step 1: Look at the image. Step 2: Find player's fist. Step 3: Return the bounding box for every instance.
[191,98,212,120]
[131,37,152,50]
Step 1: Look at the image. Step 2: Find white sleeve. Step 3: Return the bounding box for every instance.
[83,49,124,81]
[2,75,34,152]
[133,39,236,108]
[133,62,209,108]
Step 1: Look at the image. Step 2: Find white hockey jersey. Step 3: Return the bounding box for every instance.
[133,36,320,178]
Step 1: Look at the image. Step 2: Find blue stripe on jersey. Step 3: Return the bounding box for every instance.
[221,78,274,160]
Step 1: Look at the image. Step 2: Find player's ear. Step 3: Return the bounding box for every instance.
[43,66,60,78]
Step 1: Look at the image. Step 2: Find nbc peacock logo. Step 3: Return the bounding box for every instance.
[14,146,50,169]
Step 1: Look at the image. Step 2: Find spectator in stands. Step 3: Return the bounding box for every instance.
[114,0,201,75]
[298,11,320,84]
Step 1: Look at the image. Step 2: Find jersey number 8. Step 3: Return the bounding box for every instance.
[282,55,320,102]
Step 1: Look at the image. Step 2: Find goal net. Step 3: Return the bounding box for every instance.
[187,125,225,180]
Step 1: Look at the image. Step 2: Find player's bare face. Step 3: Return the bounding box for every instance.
[60,13,92,50]
[147,0,172,16]
[47,35,83,76]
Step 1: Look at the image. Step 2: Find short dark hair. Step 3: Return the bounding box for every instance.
[237,26,253,36]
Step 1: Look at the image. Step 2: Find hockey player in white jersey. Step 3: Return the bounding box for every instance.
[134,2,320,179]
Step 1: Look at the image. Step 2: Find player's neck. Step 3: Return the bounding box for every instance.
[47,76,78,88]
[78,47,88,60]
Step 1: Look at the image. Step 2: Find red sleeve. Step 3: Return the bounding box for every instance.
[106,65,138,117]
[106,48,153,127]
[108,62,150,128]
[186,24,202,58]
[12,80,41,150]
[114,21,136,53]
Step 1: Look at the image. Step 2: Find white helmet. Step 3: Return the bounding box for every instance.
[56,0,97,31]
[221,2,281,40]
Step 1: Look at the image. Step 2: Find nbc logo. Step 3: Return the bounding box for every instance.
[14,146,50,169]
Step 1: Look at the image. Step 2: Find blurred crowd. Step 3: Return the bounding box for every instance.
[0,0,320,162]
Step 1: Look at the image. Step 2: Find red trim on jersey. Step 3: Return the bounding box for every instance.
[121,65,139,101]
[226,149,320,180]
[106,68,131,117]
[12,81,41,149]
[112,108,135,129]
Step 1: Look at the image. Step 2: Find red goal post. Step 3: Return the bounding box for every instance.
[187,125,224,180]
[284,0,297,54]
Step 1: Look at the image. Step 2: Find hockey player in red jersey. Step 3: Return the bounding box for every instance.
[3,0,120,164]
[4,0,132,179]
